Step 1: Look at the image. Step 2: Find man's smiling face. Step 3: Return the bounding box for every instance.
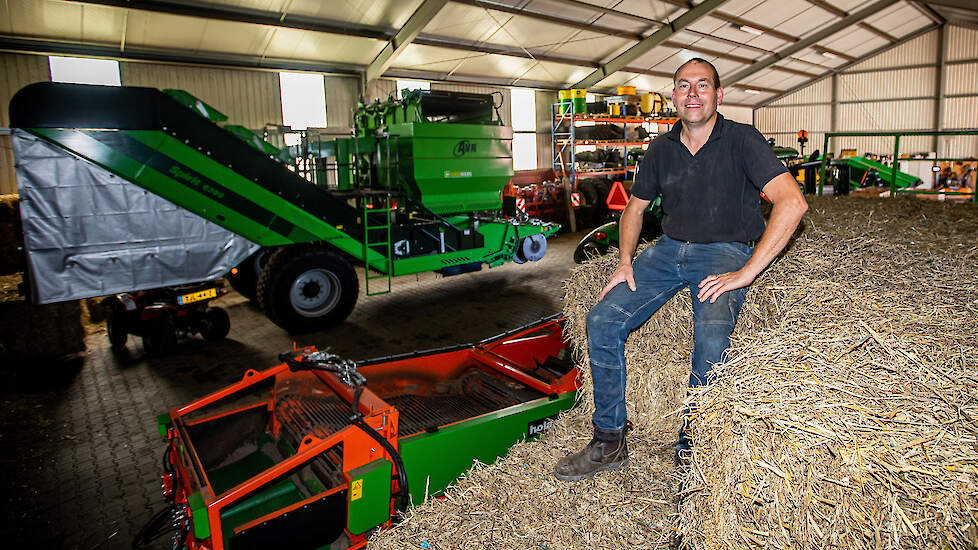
[672,61,723,126]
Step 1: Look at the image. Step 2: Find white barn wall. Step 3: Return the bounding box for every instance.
[122,62,283,131]
[718,105,753,125]
[838,67,936,100]
[755,26,978,159]
[324,76,359,130]
[536,90,557,172]
[946,25,978,62]
[768,78,831,107]
[852,31,937,71]
[1,53,52,195]
[945,63,978,96]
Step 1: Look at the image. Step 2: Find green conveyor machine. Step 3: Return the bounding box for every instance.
[836,156,922,189]
[9,83,558,332]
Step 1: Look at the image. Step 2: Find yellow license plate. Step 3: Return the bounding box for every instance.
[177,287,217,305]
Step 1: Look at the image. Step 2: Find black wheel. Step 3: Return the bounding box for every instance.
[256,248,359,333]
[142,315,177,356]
[106,308,128,353]
[574,242,608,264]
[199,307,230,341]
[227,249,270,301]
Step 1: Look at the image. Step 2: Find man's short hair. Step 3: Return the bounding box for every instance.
[673,58,721,89]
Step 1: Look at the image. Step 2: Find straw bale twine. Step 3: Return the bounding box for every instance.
[369,196,978,550]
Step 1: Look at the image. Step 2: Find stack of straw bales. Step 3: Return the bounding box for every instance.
[370,196,977,549]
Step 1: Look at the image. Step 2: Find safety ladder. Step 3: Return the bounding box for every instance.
[362,194,392,296]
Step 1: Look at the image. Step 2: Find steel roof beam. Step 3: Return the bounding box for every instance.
[755,23,938,108]
[907,1,946,24]
[412,35,602,67]
[571,0,729,89]
[806,0,898,42]
[723,0,899,89]
[450,0,643,40]
[63,0,390,40]
[64,0,818,81]
[712,11,797,42]
[811,44,856,62]
[661,40,818,77]
[614,68,783,94]
[0,35,363,75]
[557,0,666,26]
[362,0,448,89]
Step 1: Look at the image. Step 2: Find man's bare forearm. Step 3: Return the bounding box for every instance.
[617,197,651,265]
[742,180,807,280]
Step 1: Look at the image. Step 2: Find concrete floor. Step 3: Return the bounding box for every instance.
[0,229,588,550]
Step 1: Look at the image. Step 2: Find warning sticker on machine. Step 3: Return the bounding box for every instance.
[444,171,473,178]
[351,479,363,501]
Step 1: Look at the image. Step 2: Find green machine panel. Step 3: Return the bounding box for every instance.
[397,392,575,505]
[347,458,393,535]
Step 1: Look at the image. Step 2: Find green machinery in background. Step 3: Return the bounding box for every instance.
[830,156,921,191]
[816,129,978,201]
[10,84,558,333]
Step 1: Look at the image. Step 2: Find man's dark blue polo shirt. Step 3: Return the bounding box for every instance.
[630,114,788,243]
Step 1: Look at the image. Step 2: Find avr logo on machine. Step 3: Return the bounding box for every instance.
[527,415,557,438]
[453,140,476,157]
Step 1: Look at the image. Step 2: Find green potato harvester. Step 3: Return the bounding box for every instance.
[9,83,559,333]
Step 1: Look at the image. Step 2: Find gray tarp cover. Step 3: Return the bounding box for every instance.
[14,130,260,304]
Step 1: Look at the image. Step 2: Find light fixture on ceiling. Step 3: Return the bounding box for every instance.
[742,89,761,94]
[820,50,838,59]
[739,24,764,35]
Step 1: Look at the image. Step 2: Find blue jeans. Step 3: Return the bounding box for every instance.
[586,236,752,433]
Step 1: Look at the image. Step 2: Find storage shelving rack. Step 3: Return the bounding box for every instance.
[551,102,678,192]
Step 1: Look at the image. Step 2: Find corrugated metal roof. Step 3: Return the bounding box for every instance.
[852,30,938,70]
[0,0,948,105]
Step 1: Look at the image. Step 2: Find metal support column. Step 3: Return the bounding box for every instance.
[934,23,948,154]
[830,73,839,159]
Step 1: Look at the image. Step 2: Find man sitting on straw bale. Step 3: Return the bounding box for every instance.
[555,58,808,481]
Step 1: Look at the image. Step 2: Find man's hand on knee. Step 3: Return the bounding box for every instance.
[696,270,751,303]
[599,264,637,301]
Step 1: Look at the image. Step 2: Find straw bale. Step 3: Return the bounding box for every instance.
[369,197,978,550]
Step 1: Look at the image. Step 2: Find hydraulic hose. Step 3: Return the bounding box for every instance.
[351,416,410,512]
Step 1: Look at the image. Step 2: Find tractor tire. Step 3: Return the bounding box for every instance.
[199,307,230,342]
[574,242,608,264]
[256,247,359,334]
[227,249,270,301]
[142,315,177,356]
[106,307,128,353]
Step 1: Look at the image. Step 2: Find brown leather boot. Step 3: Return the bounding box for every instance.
[554,428,628,481]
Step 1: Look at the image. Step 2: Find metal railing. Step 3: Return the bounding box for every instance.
[817,129,978,203]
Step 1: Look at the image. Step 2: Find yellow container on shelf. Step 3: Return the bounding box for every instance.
[570,88,587,113]
[640,92,666,116]
[639,93,651,115]
[616,86,636,96]
[610,104,621,116]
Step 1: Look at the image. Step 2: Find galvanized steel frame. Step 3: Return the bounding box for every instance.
[817,128,978,202]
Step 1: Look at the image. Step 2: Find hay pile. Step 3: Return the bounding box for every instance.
[369,196,978,550]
